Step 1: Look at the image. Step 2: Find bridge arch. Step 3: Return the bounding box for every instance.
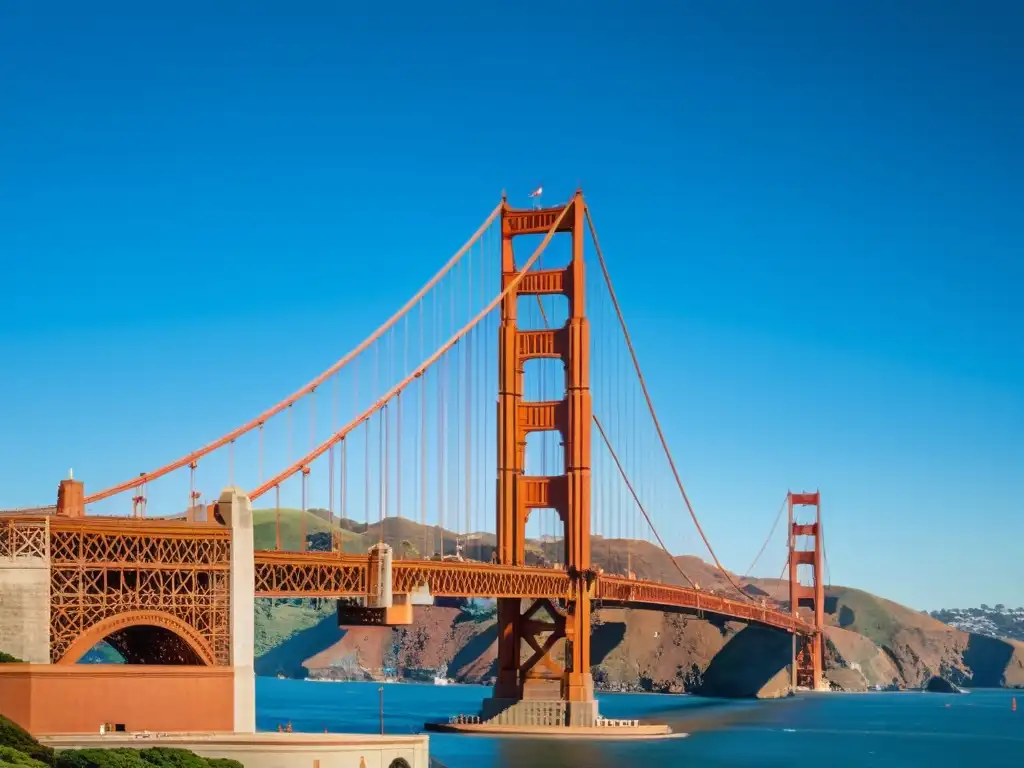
[58,610,217,666]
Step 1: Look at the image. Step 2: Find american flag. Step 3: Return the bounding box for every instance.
[527,185,543,198]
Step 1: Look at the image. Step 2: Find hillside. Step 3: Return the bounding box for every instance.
[930,605,1024,642]
[252,510,1024,695]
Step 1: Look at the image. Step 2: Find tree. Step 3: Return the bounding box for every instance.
[0,652,24,664]
[981,604,990,611]
[305,532,332,552]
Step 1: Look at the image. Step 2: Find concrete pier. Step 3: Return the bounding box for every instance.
[219,487,257,734]
[0,520,50,664]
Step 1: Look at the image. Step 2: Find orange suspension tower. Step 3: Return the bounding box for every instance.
[485,190,598,726]
[788,490,826,690]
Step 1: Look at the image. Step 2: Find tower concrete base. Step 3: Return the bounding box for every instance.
[480,698,600,728]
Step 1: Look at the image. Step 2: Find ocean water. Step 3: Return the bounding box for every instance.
[256,677,1023,767]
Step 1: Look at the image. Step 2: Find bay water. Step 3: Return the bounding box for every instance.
[256,677,1022,767]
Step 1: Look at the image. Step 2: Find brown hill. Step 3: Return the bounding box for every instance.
[253,510,1024,695]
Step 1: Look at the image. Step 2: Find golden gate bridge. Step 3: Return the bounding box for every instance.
[0,190,826,736]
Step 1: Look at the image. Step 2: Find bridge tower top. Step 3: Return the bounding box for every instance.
[495,191,590,570]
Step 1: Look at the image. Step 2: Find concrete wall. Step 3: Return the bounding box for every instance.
[0,665,234,735]
[0,557,50,664]
[41,733,430,768]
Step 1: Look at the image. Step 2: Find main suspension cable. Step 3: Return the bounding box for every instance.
[585,204,753,603]
[84,202,503,505]
[593,418,696,588]
[744,494,789,579]
[249,195,574,501]
[527,275,696,587]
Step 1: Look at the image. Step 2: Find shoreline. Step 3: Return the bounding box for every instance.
[273,676,1023,697]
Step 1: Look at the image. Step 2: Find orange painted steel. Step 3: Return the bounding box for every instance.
[3,510,812,684]
[82,202,503,506]
[42,516,231,666]
[0,194,830,734]
[518,235,699,592]
[1,516,49,559]
[247,553,813,634]
[57,610,218,666]
[597,575,808,633]
[248,194,575,501]
[592,414,696,588]
[254,550,369,597]
[493,191,595,704]
[392,560,572,598]
[788,490,825,689]
[585,207,754,604]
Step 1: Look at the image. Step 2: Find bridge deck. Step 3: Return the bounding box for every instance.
[253,551,811,634]
[2,517,811,636]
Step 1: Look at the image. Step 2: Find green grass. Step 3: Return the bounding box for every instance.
[254,600,334,658]
[252,508,364,552]
[828,586,922,649]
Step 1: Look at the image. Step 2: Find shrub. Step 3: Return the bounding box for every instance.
[53,749,241,768]
[134,750,207,768]
[0,745,50,768]
[0,653,24,664]
[0,716,54,767]
[202,760,242,768]
[56,749,150,768]
[0,717,236,768]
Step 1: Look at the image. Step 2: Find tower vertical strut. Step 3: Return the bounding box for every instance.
[788,490,826,691]
[486,191,598,727]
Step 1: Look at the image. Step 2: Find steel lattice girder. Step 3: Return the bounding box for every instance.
[250,554,812,635]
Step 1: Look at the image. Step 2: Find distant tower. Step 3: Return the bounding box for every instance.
[788,490,825,690]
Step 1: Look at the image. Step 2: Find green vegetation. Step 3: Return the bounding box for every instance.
[252,508,362,552]
[54,749,242,768]
[254,599,334,657]
[828,587,905,648]
[0,716,239,768]
[0,745,49,768]
[0,715,54,766]
[459,599,497,623]
[0,653,24,664]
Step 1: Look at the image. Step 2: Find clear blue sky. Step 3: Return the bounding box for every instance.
[1,2,1021,611]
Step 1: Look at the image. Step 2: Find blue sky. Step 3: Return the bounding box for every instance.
[1,2,1021,611]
